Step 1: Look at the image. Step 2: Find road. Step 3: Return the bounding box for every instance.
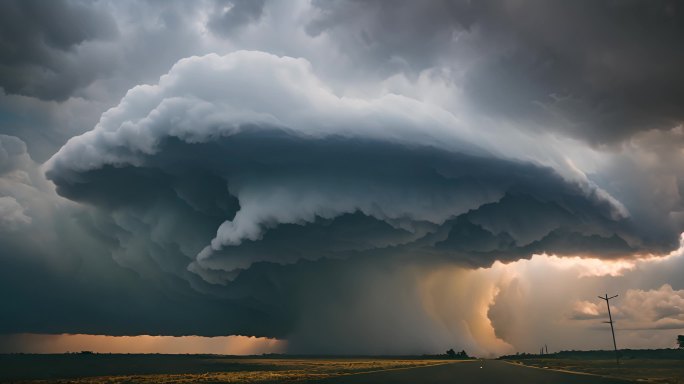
[314,360,635,384]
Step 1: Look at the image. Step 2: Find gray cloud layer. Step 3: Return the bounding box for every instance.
[307,0,684,144]
[0,0,117,101]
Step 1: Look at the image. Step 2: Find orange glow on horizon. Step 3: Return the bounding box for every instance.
[0,334,286,355]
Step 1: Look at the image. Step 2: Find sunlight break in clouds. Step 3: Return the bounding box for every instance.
[479,236,684,353]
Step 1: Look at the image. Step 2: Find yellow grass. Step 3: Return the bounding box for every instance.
[20,358,457,384]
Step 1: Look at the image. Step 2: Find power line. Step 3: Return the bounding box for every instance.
[598,293,619,365]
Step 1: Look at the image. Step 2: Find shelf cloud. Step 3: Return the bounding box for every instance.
[46,51,647,279]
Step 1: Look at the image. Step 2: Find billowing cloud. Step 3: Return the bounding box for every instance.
[0,134,51,232]
[619,285,684,330]
[5,50,666,352]
[0,134,282,339]
[46,51,648,283]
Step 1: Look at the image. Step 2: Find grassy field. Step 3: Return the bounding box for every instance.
[0,355,460,383]
[505,358,684,384]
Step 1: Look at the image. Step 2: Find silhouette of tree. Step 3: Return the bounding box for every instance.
[678,335,684,349]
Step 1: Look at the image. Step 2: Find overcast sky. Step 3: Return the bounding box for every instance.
[1,0,684,356]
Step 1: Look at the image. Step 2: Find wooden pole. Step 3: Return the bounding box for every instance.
[598,293,619,365]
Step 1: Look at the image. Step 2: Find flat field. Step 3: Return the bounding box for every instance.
[0,354,457,383]
[506,358,684,384]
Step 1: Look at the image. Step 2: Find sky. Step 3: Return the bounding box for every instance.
[1,0,684,357]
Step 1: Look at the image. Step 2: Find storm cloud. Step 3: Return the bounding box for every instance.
[0,0,117,101]
[46,51,648,278]
[2,0,684,355]
[307,0,684,144]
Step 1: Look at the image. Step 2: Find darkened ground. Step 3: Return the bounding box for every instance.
[1,354,270,380]
[500,349,684,384]
[314,360,635,384]
[2,351,683,383]
[0,354,457,382]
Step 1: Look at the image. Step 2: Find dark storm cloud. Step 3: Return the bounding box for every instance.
[0,0,229,162]
[6,50,655,343]
[49,130,640,273]
[3,0,684,353]
[308,0,684,144]
[46,52,655,280]
[0,234,279,338]
[0,0,272,104]
[0,0,118,101]
[0,134,280,338]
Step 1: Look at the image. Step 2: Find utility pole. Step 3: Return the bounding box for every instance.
[545,344,548,355]
[598,293,619,365]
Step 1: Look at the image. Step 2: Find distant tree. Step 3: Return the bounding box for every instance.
[458,350,469,358]
[446,348,456,357]
[678,335,684,349]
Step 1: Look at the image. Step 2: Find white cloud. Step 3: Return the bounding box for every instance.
[619,284,684,330]
[0,196,31,231]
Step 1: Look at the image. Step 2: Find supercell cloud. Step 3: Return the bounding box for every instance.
[47,50,644,278]
[1,0,684,354]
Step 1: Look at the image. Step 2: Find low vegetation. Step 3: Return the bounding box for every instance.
[500,349,684,384]
[1,355,459,383]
